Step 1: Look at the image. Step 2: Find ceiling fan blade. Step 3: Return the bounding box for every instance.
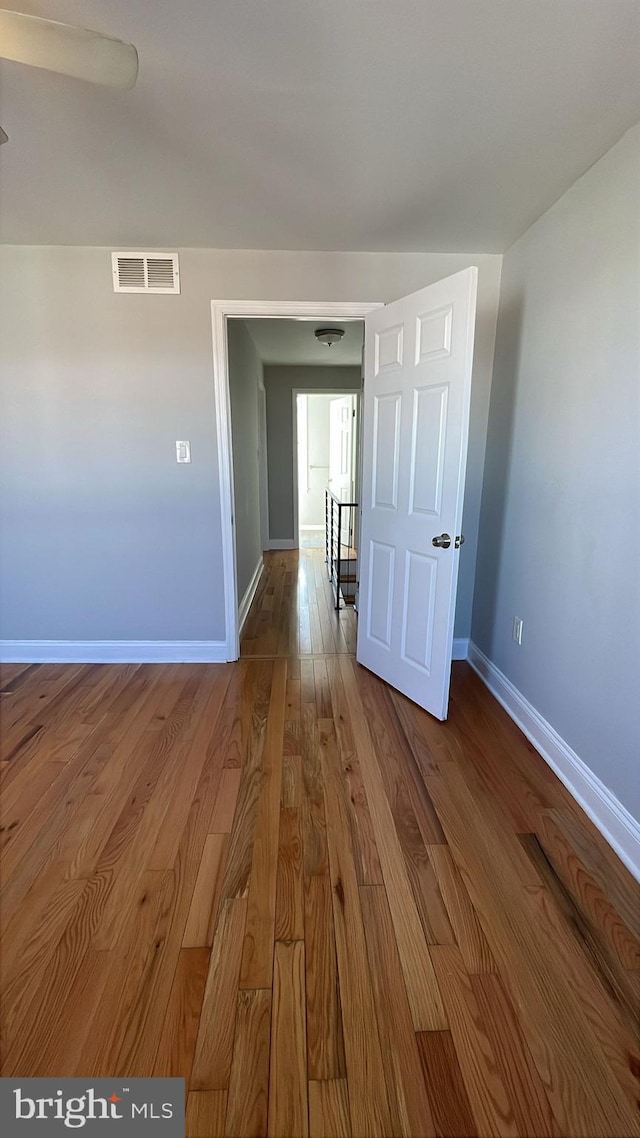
[0,10,138,88]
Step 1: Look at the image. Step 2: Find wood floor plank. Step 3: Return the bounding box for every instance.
[416,1030,478,1138]
[281,752,302,808]
[309,603,324,655]
[4,947,112,1077]
[359,884,436,1137]
[186,1091,228,1138]
[300,658,316,704]
[314,658,332,718]
[448,676,551,833]
[182,833,228,948]
[79,869,178,1077]
[2,669,232,1074]
[309,1080,351,1138]
[275,805,304,941]
[389,686,460,773]
[225,988,271,1138]
[153,947,210,1085]
[338,659,447,1031]
[140,702,254,1083]
[304,874,346,1081]
[1,665,87,758]
[269,940,309,1138]
[89,675,205,952]
[210,768,242,832]
[1,757,68,838]
[549,806,640,941]
[215,666,244,769]
[190,897,247,1091]
[430,944,517,1137]
[471,971,559,1138]
[220,661,274,901]
[317,717,393,1137]
[524,867,640,1108]
[518,831,640,1039]
[356,665,446,846]
[0,662,38,688]
[286,676,301,720]
[1,865,99,1060]
[429,843,496,973]
[300,704,329,879]
[239,658,287,988]
[426,764,640,1137]
[0,665,176,929]
[325,659,383,886]
[146,666,232,870]
[536,811,640,970]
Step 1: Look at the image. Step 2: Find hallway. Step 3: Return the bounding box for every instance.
[241,547,357,658]
[1,549,638,1137]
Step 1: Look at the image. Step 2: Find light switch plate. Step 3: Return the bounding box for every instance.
[176,440,191,463]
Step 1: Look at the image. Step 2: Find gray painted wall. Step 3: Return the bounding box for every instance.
[0,246,501,646]
[473,123,640,819]
[227,320,263,605]
[265,366,361,541]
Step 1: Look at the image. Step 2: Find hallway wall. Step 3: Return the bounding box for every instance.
[228,320,263,605]
[0,247,501,649]
[473,122,640,821]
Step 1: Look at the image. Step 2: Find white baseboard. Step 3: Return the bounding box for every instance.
[452,637,469,661]
[467,641,640,882]
[238,558,264,634]
[268,539,297,550]
[0,640,227,664]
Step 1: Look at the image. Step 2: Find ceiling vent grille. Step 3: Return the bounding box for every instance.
[112,252,180,294]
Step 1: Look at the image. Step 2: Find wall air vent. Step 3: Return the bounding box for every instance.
[111,252,180,294]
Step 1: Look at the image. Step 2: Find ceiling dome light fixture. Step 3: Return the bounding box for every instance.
[315,327,345,347]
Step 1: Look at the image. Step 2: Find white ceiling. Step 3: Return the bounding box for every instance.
[242,318,364,366]
[1,1,639,251]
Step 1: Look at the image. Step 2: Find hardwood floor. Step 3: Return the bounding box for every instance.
[1,547,639,1137]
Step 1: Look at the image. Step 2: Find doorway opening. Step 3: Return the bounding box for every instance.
[295,391,361,606]
[212,269,477,723]
[214,301,379,660]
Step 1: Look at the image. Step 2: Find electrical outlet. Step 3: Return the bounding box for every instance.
[512,616,523,645]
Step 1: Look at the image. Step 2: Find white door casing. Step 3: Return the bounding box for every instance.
[356,267,478,720]
[212,301,381,661]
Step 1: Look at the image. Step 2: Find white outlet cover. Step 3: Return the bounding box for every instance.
[176,440,191,463]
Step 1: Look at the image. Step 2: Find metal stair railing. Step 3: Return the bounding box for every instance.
[325,487,358,610]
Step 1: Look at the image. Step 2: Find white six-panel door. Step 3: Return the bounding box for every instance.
[356,267,478,720]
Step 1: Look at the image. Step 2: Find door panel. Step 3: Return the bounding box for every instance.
[357,267,478,720]
[367,540,395,648]
[401,550,438,674]
[372,392,401,510]
[409,385,448,516]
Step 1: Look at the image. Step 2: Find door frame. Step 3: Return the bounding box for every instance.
[211,300,381,661]
[292,389,361,546]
